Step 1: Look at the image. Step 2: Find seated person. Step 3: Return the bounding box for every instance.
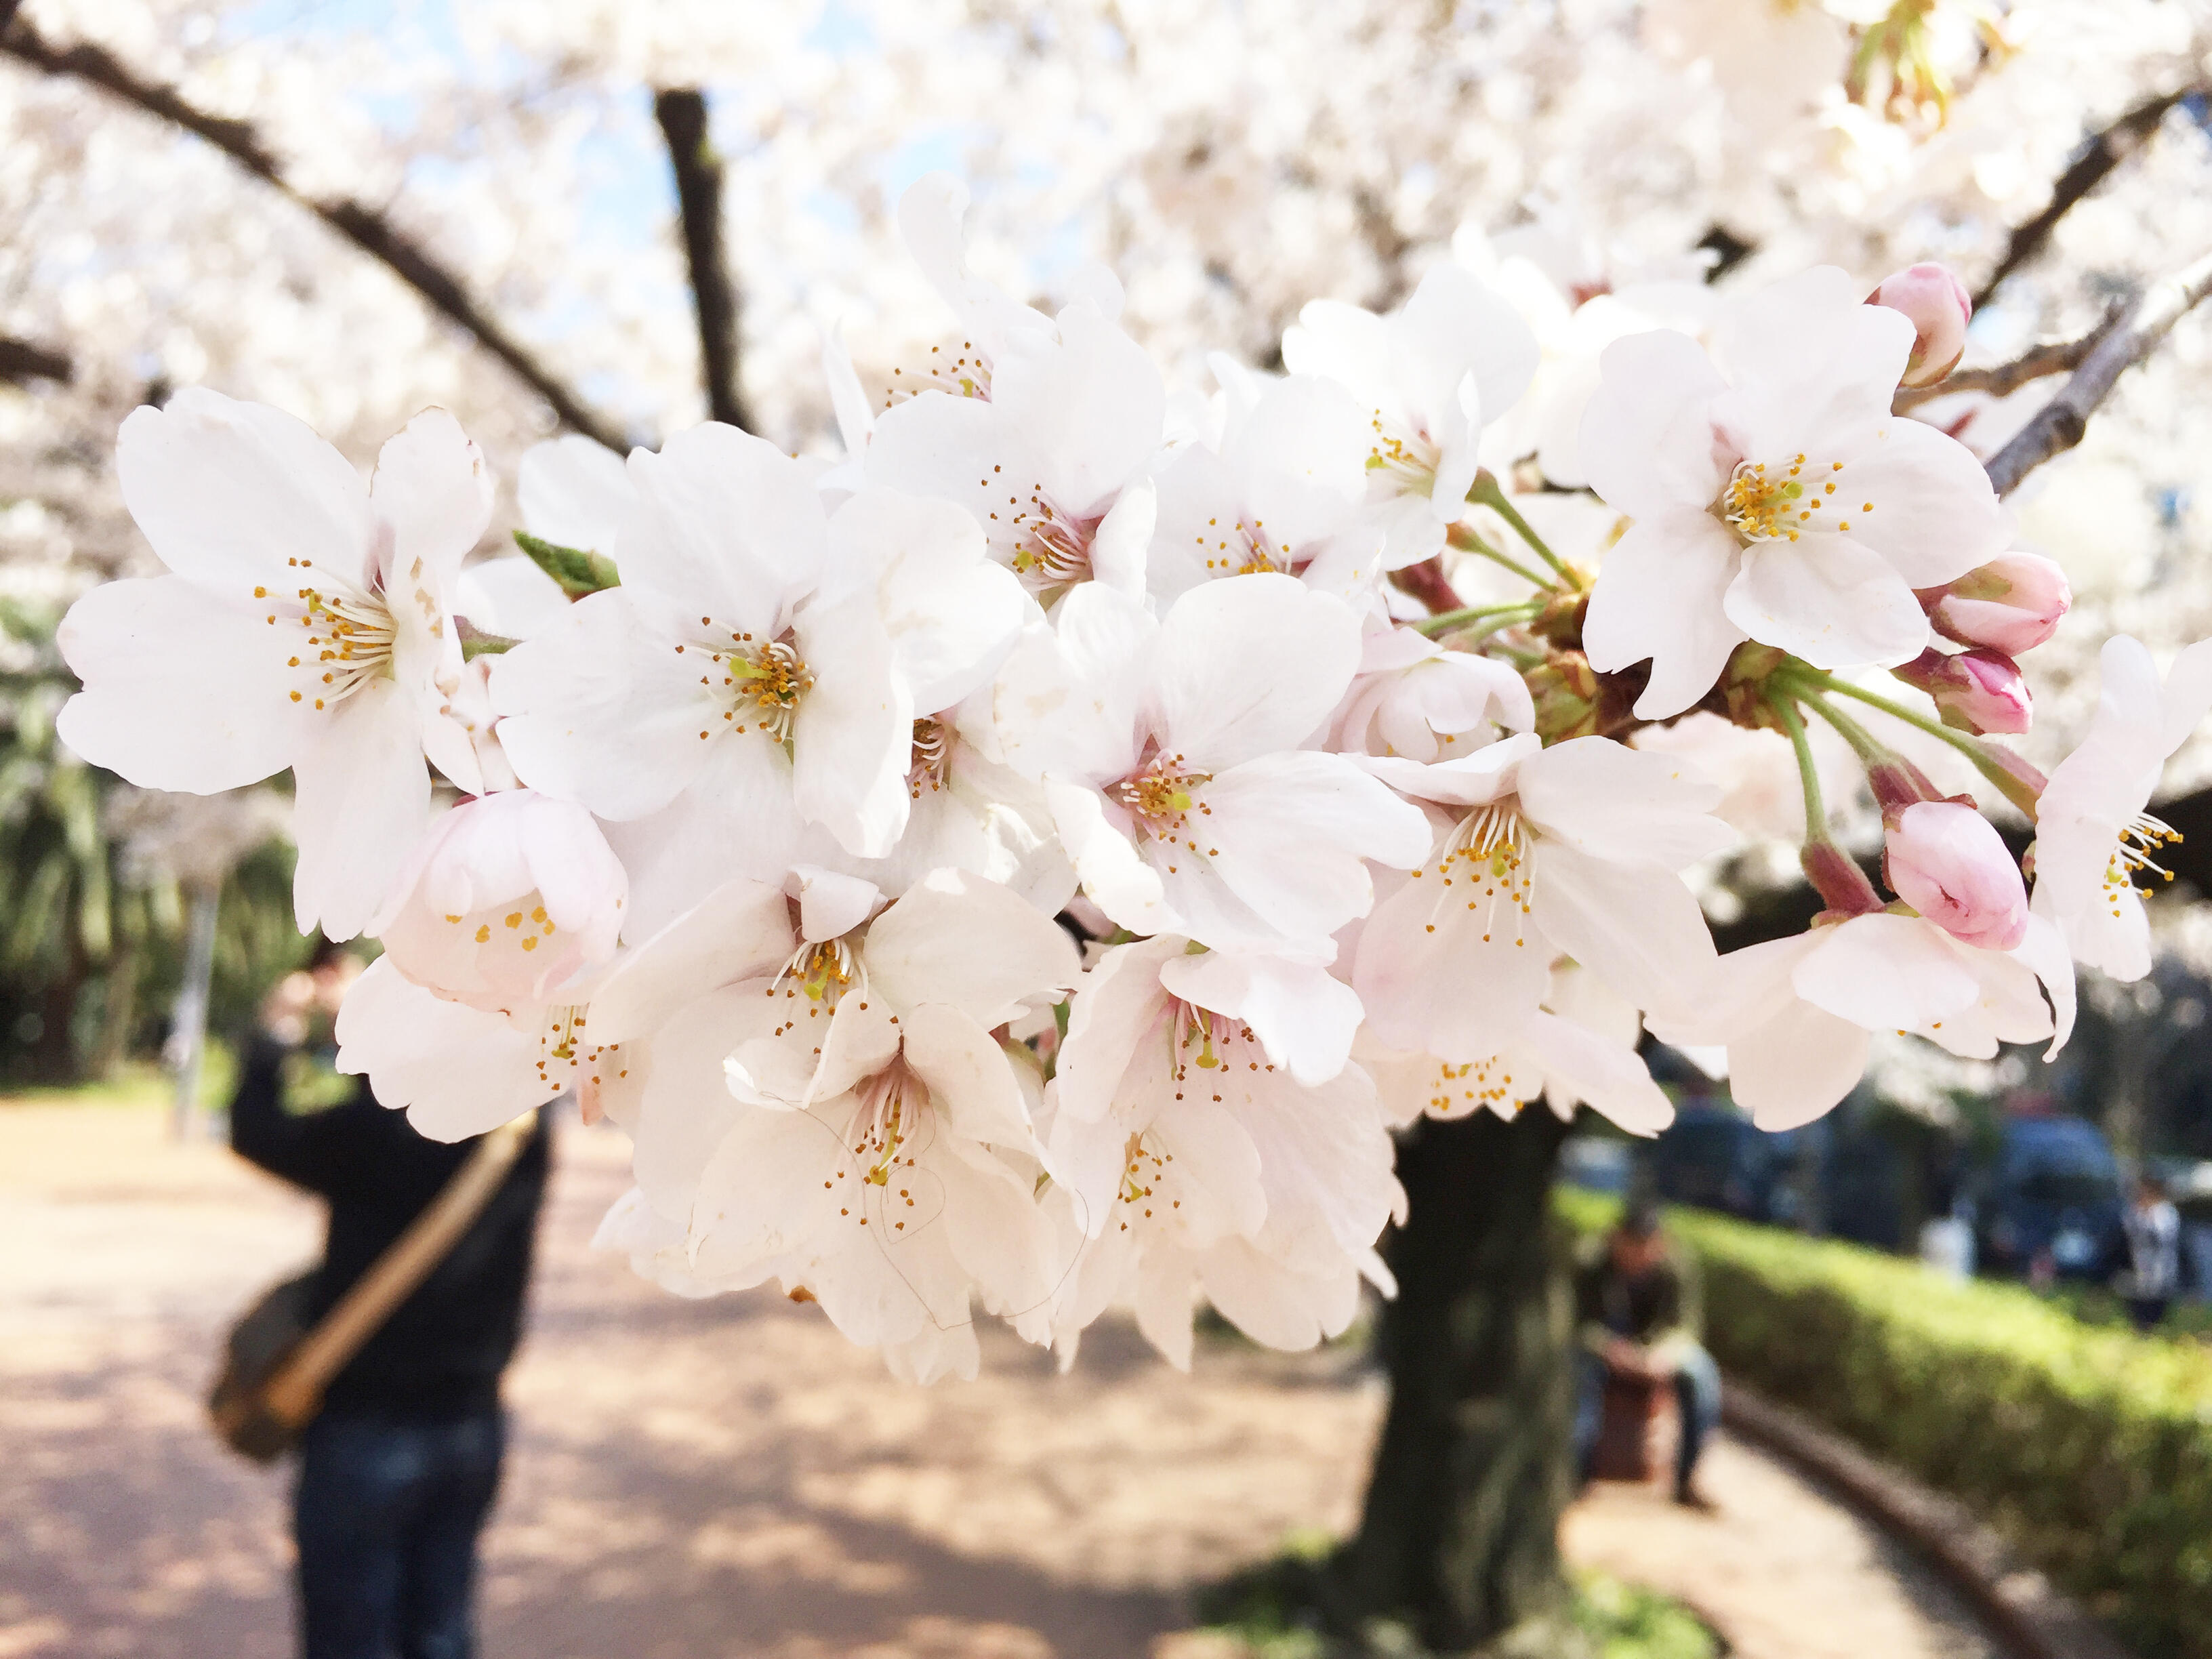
[1571,1197,1720,1509]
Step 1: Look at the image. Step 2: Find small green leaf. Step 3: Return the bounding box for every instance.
[514,529,619,598]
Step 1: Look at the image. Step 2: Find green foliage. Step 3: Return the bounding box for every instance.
[1568,1572,1719,1659]
[513,529,619,598]
[0,600,304,1084]
[1557,1185,2212,1657]
[1191,1538,1717,1658]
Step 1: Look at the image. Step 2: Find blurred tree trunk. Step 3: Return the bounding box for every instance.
[1328,1107,1577,1654]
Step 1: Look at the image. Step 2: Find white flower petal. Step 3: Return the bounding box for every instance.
[1515,737,1736,869]
[116,388,373,592]
[1578,330,1729,519]
[369,408,492,598]
[792,592,911,859]
[900,1002,1035,1149]
[622,424,827,634]
[1529,842,1715,1019]
[1151,574,1362,770]
[1158,948,1362,1086]
[1582,509,1746,720]
[1047,779,1172,935]
[861,867,1081,1028]
[1791,913,1980,1030]
[1524,1009,1673,1136]
[517,433,633,554]
[289,680,430,941]
[489,587,726,821]
[1729,998,1871,1131]
[56,575,310,791]
[1725,533,1929,669]
[588,876,794,1046]
[333,958,556,1141]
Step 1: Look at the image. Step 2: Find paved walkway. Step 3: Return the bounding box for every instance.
[0,1105,2009,1658]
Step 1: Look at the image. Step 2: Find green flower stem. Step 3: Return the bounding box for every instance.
[1785,684,1893,769]
[1778,663,2030,800]
[1412,600,1544,638]
[1467,472,1570,577]
[1769,695,1832,844]
[1447,525,1547,588]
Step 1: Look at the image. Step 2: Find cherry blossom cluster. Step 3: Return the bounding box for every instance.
[54,178,2211,1382]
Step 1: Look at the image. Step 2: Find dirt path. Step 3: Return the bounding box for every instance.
[0,1105,2009,1658]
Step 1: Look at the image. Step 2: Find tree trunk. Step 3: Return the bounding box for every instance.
[1327,1107,1576,1654]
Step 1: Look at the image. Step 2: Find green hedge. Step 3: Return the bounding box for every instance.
[1557,1187,2212,1658]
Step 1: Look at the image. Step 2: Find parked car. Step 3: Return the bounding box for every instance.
[1973,1114,2126,1280]
[1647,1099,1825,1227]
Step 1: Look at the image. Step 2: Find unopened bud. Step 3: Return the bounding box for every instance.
[1527,651,1600,741]
[1890,647,2032,736]
[1920,552,2072,655]
[1869,262,1972,388]
[1884,801,2028,951]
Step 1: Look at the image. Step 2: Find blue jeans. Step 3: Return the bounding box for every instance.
[293,1408,505,1659]
[1573,1344,1721,1497]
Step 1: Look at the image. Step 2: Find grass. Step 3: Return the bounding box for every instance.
[1193,1535,1720,1658]
[1568,1572,1721,1659]
[0,1041,237,1112]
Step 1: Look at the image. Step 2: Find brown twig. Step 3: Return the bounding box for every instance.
[1973,85,2205,310]
[1889,307,2125,413]
[0,16,630,451]
[652,89,748,432]
[1983,246,2212,497]
[0,335,70,384]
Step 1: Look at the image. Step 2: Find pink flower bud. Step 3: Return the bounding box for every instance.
[1885,801,2028,951]
[1869,262,1972,387]
[1920,552,2072,655]
[1891,647,2032,736]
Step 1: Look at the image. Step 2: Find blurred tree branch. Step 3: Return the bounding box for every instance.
[1984,245,2212,497]
[1974,85,2207,310]
[0,335,70,385]
[0,14,631,451]
[1890,306,2125,413]
[653,88,749,432]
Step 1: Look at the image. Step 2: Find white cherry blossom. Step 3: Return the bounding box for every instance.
[491,425,1027,867]
[57,390,494,939]
[866,178,1166,605]
[1328,623,1535,762]
[377,788,628,1012]
[1353,733,1733,1053]
[626,869,1080,1383]
[1652,911,2075,1130]
[1580,268,2013,718]
[337,875,794,1141]
[2031,635,2212,983]
[1146,369,1380,605]
[993,573,1431,954]
[1045,934,1400,1370]
[1281,261,1540,566]
[1361,962,1673,1135]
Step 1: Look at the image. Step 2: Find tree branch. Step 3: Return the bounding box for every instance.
[1973,85,2203,310]
[653,89,747,432]
[0,16,631,452]
[1890,306,2124,413]
[0,335,70,384]
[1983,247,2212,497]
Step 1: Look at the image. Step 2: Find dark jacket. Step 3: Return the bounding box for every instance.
[1573,1236,1702,1354]
[229,1033,551,1419]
